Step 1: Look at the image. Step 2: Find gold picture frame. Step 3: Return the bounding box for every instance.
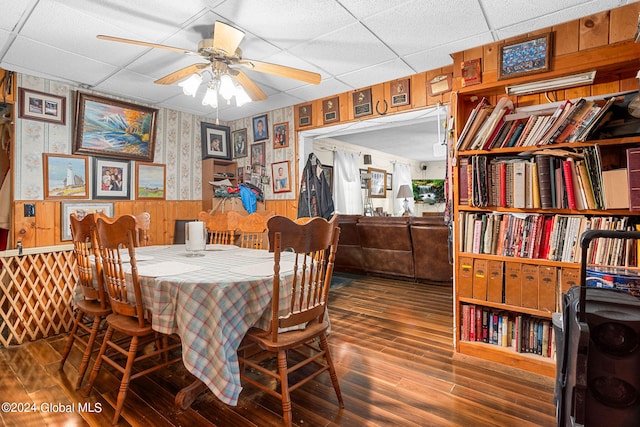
[498,32,552,80]
[353,88,372,118]
[390,78,410,107]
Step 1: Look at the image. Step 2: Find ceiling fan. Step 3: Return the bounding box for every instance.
[97,21,321,102]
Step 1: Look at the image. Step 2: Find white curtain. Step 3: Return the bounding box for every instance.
[333,150,363,214]
[393,162,414,216]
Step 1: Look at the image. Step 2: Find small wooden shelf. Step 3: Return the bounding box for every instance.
[458,297,554,318]
[456,341,556,377]
[202,159,238,211]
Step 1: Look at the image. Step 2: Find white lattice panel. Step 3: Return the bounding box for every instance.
[1,250,77,347]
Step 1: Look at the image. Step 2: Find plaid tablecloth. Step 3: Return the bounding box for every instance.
[131,244,293,406]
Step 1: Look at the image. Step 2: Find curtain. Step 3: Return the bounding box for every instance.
[333,150,363,214]
[393,162,413,216]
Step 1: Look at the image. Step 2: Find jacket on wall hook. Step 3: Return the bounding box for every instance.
[298,153,334,220]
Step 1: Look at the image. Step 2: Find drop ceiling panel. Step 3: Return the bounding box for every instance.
[337,58,415,89]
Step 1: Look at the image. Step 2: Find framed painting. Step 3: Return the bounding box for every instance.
[322,97,340,124]
[498,32,552,80]
[250,142,265,167]
[136,162,166,200]
[386,173,393,191]
[201,122,231,160]
[252,114,269,141]
[18,88,66,125]
[73,92,157,161]
[359,168,368,189]
[272,160,291,193]
[232,128,248,158]
[93,157,130,200]
[368,167,386,198]
[60,202,113,241]
[43,153,89,199]
[273,122,289,149]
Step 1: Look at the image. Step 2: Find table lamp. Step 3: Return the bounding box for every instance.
[397,184,413,216]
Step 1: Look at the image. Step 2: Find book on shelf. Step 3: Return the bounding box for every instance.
[457,98,492,150]
[602,168,629,209]
[561,160,577,210]
[627,147,640,211]
[458,157,470,206]
[547,98,586,144]
[469,97,514,150]
[554,99,596,143]
[536,154,553,208]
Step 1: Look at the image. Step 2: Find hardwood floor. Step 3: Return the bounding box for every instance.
[0,274,556,426]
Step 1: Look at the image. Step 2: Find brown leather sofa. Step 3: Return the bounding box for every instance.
[335,214,452,282]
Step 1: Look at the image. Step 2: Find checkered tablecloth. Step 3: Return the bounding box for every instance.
[131,245,293,406]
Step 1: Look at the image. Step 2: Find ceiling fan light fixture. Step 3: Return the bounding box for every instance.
[235,85,251,107]
[219,74,235,100]
[178,73,202,97]
[202,83,219,108]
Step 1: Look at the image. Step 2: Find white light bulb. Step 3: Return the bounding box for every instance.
[202,84,218,108]
[235,86,251,107]
[178,74,202,97]
[219,74,235,100]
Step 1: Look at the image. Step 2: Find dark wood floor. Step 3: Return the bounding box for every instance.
[0,274,556,426]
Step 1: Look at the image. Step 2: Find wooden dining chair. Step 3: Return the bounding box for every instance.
[85,214,181,425]
[236,212,269,249]
[198,210,235,244]
[237,215,344,426]
[60,213,112,390]
[134,211,151,246]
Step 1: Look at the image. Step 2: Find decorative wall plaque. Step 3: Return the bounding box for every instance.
[322,97,340,124]
[352,88,372,118]
[461,58,482,87]
[390,78,410,107]
[298,104,312,127]
[427,73,452,96]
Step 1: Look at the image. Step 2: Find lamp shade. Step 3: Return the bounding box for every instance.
[396,184,413,199]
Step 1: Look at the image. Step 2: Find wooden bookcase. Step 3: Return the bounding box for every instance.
[202,158,237,211]
[451,35,640,376]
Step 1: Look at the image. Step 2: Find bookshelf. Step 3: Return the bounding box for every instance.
[453,83,640,378]
[202,159,238,211]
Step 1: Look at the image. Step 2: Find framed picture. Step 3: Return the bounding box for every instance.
[386,173,393,191]
[359,168,368,189]
[321,164,333,189]
[61,202,113,241]
[201,122,231,160]
[273,122,289,149]
[498,32,552,80]
[390,78,410,107]
[93,157,130,200]
[252,114,269,141]
[73,92,157,162]
[250,142,265,167]
[18,88,66,125]
[232,128,248,158]
[272,160,291,193]
[368,167,386,198]
[322,97,340,124]
[427,73,452,96]
[298,104,312,127]
[136,162,166,200]
[43,153,89,199]
[237,166,244,183]
[353,88,372,118]
[461,58,482,87]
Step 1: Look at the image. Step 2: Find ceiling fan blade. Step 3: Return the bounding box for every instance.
[234,71,267,101]
[97,35,201,56]
[154,63,209,85]
[237,59,321,85]
[212,22,245,56]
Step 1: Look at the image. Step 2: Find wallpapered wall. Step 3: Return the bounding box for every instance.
[14,74,297,201]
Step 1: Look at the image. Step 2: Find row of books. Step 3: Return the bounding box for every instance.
[459,146,631,211]
[460,304,555,357]
[458,212,637,265]
[456,95,617,151]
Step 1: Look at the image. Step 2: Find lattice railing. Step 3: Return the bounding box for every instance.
[0,246,77,347]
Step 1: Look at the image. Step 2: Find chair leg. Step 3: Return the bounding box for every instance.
[60,310,85,370]
[112,335,139,425]
[319,333,344,409]
[277,350,293,427]
[84,326,114,397]
[74,315,103,390]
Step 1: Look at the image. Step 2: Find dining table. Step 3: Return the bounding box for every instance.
[119,243,297,408]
